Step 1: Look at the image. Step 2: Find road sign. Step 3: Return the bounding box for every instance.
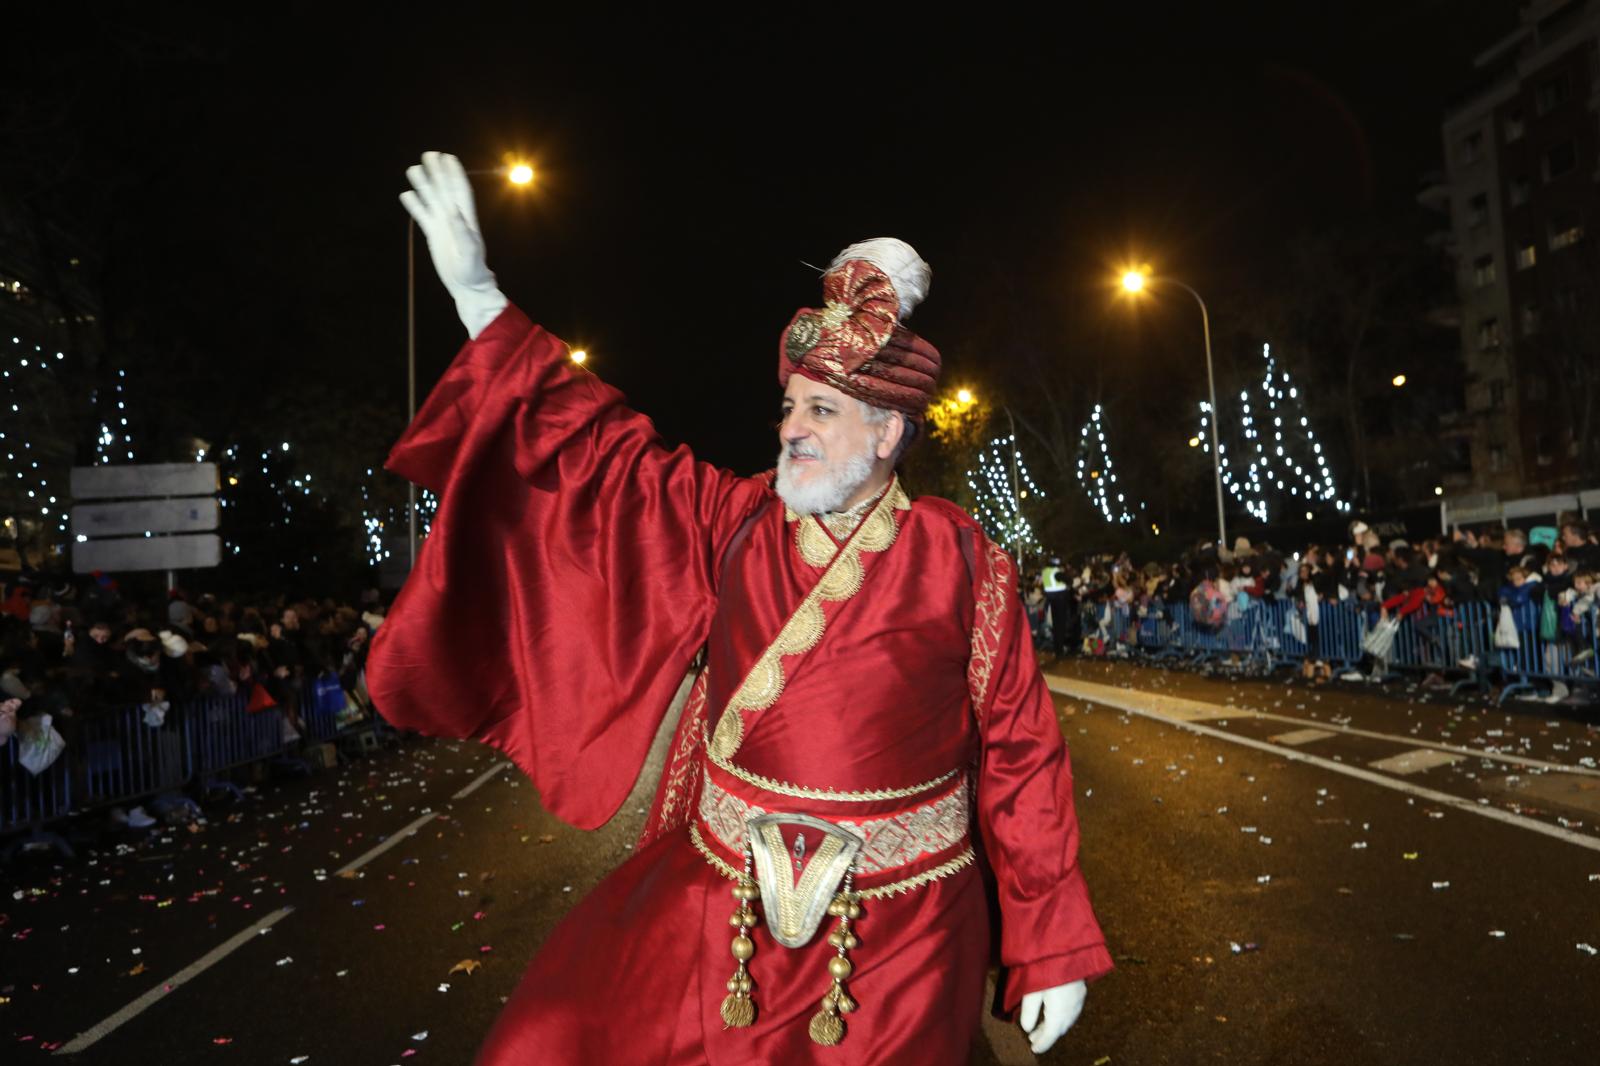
[70,462,218,501]
[71,497,218,539]
[69,463,223,576]
[72,533,221,574]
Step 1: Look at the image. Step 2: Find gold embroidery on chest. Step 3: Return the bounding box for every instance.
[708,480,911,761]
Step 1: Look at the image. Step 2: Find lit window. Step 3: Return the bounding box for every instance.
[1473,254,1496,287]
[1549,212,1584,249]
[1515,241,1538,270]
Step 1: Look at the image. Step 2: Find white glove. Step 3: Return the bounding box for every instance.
[1019,979,1086,1055]
[399,151,509,340]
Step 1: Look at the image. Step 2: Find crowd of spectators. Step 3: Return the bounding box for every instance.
[1,571,388,823]
[1026,516,1600,698]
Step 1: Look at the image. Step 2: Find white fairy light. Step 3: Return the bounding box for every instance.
[1194,343,1342,523]
[1075,407,1142,523]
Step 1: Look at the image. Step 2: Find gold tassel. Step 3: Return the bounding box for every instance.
[808,1009,845,1046]
[809,876,862,1047]
[721,844,760,1029]
[721,991,755,1028]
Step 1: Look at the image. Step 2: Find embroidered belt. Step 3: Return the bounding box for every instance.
[690,759,974,1047]
[695,765,972,883]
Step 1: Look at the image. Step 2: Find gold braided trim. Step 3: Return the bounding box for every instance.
[709,478,911,761]
[690,823,975,902]
[706,744,962,803]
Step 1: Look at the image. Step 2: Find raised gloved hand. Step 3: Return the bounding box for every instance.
[1019,979,1087,1055]
[399,151,509,339]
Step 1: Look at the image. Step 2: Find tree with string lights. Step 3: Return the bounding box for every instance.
[0,332,79,559]
[965,434,1045,555]
[1196,342,1350,524]
[1074,405,1143,525]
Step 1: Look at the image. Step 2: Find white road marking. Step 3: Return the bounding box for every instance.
[452,760,511,800]
[55,758,512,1055]
[55,907,295,1054]
[1269,728,1337,746]
[1047,675,1600,855]
[1052,676,1600,778]
[1368,748,1466,775]
[334,760,510,876]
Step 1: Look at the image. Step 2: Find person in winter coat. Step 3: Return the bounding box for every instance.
[1498,566,1544,633]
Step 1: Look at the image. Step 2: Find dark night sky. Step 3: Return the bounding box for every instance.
[8,3,1519,482]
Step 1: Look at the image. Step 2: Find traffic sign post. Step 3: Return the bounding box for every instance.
[69,463,222,587]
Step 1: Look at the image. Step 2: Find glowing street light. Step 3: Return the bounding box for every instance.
[956,388,973,405]
[507,163,534,186]
[1118,263,1226,548]
[570,349,588,365]
[1392,374,1408,387]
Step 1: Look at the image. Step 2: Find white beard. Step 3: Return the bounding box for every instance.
[775,440,876,516]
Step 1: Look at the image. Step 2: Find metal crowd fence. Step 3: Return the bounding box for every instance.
[1077,596,1598,703]
[1,671,390,852]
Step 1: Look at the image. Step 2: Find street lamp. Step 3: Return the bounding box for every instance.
[1119,266,1226,551]
[569,348,588,366]
[407,163,533,570]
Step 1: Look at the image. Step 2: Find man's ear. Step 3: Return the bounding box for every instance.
[876,412,905,461]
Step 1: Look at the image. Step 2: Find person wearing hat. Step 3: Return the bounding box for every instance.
[368,153,1110,1064]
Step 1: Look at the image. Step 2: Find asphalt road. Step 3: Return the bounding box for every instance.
[4,659,1598,1065]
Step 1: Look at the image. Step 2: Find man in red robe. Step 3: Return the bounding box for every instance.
[367,152,1112,1065]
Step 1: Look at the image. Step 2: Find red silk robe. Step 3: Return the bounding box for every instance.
[366,307,1112,1065]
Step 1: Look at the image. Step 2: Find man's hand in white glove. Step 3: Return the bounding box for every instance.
[399,151,509,340]
[1019,980,1087,1055]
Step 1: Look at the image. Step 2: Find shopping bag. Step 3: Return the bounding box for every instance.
[246,680,278,713]
[280,714,302,744]
[313,673,346,715]
[1362,616,1400,660]
[17,714,66,775]
[1493,604,1520,649]
[1287,613,1307,644]
[142,701,169,727]
[1539,596,1558,643]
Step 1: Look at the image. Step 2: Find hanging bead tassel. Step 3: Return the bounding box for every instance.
[720,843,760,1028]
[809,869,861,1046]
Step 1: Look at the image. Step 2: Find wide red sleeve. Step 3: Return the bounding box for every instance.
[366,305,769,830]
[969,541,1113,1012]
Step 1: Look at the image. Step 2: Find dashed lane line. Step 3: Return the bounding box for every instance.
[1051,675,1600,778]
[55,758,513,1055]
[1047,674,1600,855]
[55,907,296,1054]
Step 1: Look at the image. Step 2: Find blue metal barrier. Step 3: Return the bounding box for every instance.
[1069,590,1599,704]
[78,704,190,809]
[1,725,76,859]
[1,673,392,846]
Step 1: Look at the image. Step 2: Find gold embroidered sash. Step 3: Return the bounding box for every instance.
[707,477,910,760]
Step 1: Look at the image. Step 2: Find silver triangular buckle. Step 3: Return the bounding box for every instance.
[746,813,863,948]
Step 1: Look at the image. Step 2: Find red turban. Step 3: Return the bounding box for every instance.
[778,259,941,425]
